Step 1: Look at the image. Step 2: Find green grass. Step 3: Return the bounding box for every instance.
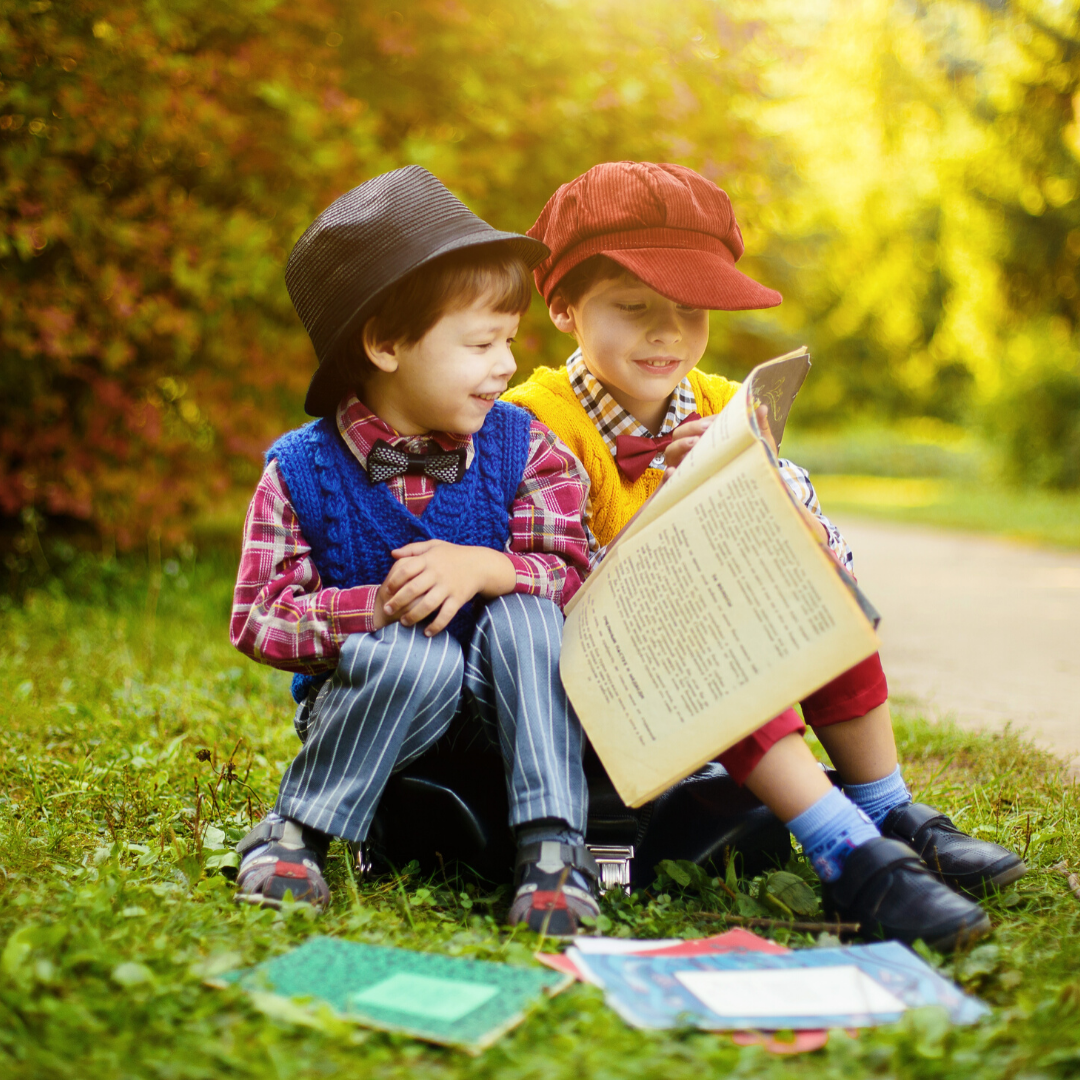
[2,554,1080,1079]
[811,476,1080,550]
[782,424,1080,549]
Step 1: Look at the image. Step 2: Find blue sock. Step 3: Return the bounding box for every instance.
[787,788,879,882]
[843,765,911,828]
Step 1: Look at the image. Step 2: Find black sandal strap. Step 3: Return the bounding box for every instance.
[515,841,600,882]
[829,836,927,909]
[236,818,286,855]
[235,818,331,864]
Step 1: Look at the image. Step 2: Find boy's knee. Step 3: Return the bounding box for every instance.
[337,623,464,687]
[479,593,562,634]
[474,594,564,665]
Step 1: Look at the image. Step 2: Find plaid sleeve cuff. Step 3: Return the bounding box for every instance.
[505,552,588,607]
[333,585,381,637]
[777,458,855,574]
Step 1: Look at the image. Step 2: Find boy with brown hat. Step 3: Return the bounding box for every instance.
[504,161,1025,950]
[229,166,602,934]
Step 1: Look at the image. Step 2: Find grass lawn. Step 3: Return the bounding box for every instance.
[2,551,1080,1080]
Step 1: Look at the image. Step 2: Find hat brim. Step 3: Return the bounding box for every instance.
[602,247,782,311]
[304,230,549,417]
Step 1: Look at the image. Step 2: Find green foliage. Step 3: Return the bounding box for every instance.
[989,364,1080,488]
[4,0,1080,548]
[0,0,783,546]
[2,556,1080,1077]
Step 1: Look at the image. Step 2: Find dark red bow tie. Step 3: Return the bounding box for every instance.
[614,412,700,482]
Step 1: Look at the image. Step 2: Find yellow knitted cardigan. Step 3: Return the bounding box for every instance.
[503,365,740,547]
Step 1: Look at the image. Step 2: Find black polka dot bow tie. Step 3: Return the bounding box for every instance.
[367,439,468,485]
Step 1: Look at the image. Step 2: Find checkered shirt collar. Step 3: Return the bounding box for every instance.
[566,349,697,460]
[336,395,475,473]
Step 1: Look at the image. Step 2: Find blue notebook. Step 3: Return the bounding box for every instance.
[572,940,988,1031]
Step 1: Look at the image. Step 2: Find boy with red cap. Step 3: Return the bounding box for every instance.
[504,161,1025,950]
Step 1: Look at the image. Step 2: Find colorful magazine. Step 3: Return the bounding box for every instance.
[571,940,988,1031]
[209,936,571,1053]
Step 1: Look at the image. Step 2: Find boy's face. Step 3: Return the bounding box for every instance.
[364,297,520,436]
[550,273,709,430]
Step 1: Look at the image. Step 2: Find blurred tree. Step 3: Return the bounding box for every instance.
[0,0,784,549]
[5,0,1078,561]
[759,0,1080,487]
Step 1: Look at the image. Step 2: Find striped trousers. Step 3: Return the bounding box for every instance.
[274,594,588,843]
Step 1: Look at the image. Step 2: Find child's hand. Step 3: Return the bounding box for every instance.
[374,540,516,636]
[754,404,780,458]
[662,415,716,479]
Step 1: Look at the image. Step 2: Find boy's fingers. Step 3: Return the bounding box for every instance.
[392,541,437,558]
[382,556,427,594]
[384,572,436,614]
[398,586,447,627]
[672,416,713,439]
[663,435,698,468]
[425,597,461,637]
[755,404,780,456]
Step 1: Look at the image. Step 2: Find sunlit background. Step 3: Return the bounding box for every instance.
[3,0,1079,570]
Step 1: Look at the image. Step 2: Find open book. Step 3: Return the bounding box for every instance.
[560,347,881,807]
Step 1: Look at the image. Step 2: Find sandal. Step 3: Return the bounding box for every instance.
[508,841,600,937]
[234,817,331,911]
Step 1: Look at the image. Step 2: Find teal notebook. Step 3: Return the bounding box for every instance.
[210,937,571,1052]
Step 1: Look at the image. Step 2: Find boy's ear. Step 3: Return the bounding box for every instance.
[548,292,578,335]
[361,317,400,374]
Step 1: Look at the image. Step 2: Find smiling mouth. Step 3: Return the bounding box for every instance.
[634,357,682,370]
[472,391,502,401]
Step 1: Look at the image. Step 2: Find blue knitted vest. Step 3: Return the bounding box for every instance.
[268,401,533,702]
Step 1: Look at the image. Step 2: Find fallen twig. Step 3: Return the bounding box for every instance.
[1052,861,1080,901]
[698,912,861,933]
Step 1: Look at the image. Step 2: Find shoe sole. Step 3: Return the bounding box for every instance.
[922,909,993,953]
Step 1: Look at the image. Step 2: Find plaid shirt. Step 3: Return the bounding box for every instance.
[231,396,593,673]
[566,351,854,573]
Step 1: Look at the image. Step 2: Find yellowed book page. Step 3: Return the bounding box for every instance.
[560,441,880,807]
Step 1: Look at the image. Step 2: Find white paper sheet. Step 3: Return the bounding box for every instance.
[676,965,907,1019]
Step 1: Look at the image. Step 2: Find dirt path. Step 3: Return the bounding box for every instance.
[841,518,1080,772]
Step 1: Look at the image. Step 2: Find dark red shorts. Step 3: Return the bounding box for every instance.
[717,653,888,784]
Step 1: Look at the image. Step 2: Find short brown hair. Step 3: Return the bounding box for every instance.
[551,254,635,306]
[342,245,533,379]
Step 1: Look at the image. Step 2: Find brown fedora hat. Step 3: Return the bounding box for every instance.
[286,166,549,417]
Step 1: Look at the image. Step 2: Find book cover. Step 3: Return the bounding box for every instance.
[210,936,571,1053]
[571,940,988,1031]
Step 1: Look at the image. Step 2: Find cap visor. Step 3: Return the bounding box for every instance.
[605,248,781,311]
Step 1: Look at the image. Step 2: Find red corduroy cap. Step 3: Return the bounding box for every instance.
[528,161,782,311]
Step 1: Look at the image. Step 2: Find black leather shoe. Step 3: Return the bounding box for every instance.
[824,837,991,952]
[881,802,1027,897]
